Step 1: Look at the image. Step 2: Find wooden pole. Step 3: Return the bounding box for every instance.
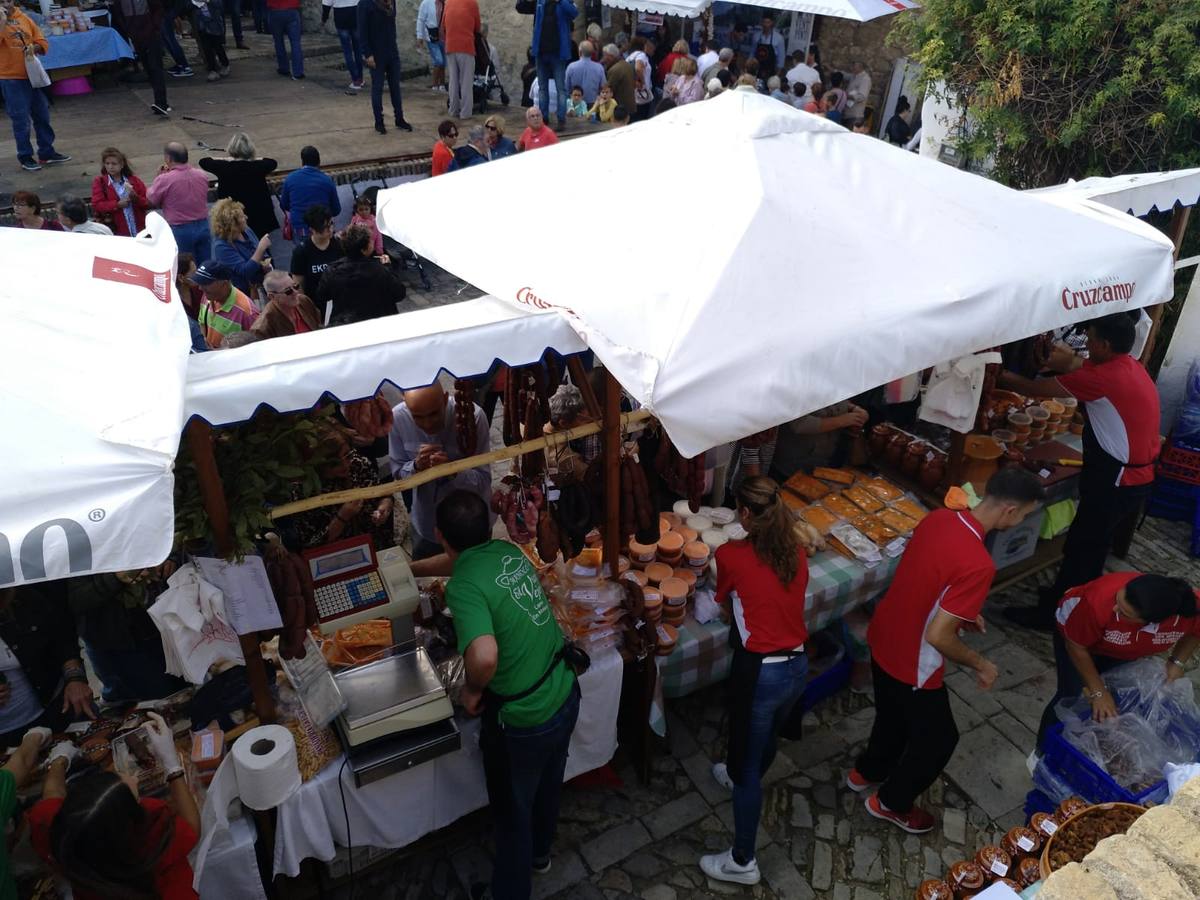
[602,371,623,578]
[1140,204,1192,366]
[269,410,653,520]
[185,420,276,724]
[567,355,602,421]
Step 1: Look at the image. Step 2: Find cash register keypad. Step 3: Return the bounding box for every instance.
[315,571,388,621]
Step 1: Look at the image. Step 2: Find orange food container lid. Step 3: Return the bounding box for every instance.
[676,527,699,544]
[622,569,649,587]
[684,541,710,563]
[659,577,688,601]
[657,532,685,553]
[671,568,697,588]
[628,540,657,561]
[658,516,673,535]
[642,587,662,606]
[645,562,673,585]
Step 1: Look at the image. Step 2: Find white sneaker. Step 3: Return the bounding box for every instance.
[699,848,760,885]
[711,762,734,791]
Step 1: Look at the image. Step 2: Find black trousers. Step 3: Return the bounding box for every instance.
[1036,631,1122,749]
[370,54,403,125]
[856,661,958,813]
[137,34,169,108]
[197,33,229,72]
[1042,479,1153,616]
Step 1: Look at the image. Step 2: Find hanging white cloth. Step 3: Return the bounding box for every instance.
[919,352,1002,434]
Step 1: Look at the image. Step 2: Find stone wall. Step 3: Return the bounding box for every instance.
[815,13,914,123]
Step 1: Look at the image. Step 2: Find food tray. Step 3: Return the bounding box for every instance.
[781,492,807,512]
[843,485,885,514]
[812,467,856,486]
[785,472,831,502]
[821,493,862,520]
[799,504,838,535]
[876,508,918,535]
[828,522,882,564]
[890,497,928,522]
[849,514,898,546]
[1039,802,1146,879]
[862,477,904,502]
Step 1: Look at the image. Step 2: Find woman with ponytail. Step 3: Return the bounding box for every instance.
[700,475,809,887]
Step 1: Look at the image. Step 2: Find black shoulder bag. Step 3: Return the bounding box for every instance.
[485,639,590,707]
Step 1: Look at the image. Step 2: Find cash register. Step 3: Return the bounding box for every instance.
[302,536,460,785]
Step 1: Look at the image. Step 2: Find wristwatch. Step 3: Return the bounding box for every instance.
[1085,688,1106,700]
[1168,655,1187,668]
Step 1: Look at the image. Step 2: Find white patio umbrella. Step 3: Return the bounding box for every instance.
[377,92,1175,458]
[739,0,919,22]
[0,215,191,585]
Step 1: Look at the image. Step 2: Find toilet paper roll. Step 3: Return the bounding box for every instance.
[231,724,302,811]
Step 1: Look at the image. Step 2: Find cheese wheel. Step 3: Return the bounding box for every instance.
[709,507,736,525]
[686,515,713,532]
[672,499,693,516]
[702,529,729,549]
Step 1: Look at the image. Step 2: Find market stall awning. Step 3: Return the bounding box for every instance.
[0,215,190,586]
[183,295,588,427]
[602,0,709,17]
[1028,169,1200,217]
[376,92,1175,458]
[735,0,918,22]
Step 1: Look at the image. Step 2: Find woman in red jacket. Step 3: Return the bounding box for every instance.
[701,475,810,887]
[90,147,149,237]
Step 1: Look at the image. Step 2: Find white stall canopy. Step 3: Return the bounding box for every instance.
[377,92,1175,458]
[1029,169,1200,218]
[184,296,588,426]
[738,0,918,22]
[0,216,190,586]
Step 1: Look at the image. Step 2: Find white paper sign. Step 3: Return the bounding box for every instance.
[194,556,282,635]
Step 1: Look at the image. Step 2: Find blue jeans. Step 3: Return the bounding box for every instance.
[171,218,212,263]
[269,9,303,76]
[1,79,55,160]
[536,56,567,124]
[481,684,580,900]
[426,39,445,68]
[336,27,362,83]
[732,654,807,860]
[161,12,189,67]
[252,0,267,31]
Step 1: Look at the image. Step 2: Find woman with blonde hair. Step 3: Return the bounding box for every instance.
[484,114,517,159]
[656,38,690,83]
[665,56,703,105]
[209,198,272,296]
[700,475,810,886]
[199,132,280,240]
[90,147,149,237]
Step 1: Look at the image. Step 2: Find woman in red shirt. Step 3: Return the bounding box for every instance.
[431,119,459,176]
[700,476,809,887]
[29,713,200,899]
[1037,571,1199,748]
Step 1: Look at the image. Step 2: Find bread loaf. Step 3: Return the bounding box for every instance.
[1127,805,1200,895]
[1170,775,1200,825]
[1081,834,1192,900]
[1038,862,1117,900]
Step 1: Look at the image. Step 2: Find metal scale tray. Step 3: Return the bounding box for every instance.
[335,646,444,730]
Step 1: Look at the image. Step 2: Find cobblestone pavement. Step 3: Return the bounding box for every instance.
[322,515,1200,900]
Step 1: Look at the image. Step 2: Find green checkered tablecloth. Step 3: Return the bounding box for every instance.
[648,549,901,735]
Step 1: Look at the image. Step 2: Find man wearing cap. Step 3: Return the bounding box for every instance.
[192,261,259,348]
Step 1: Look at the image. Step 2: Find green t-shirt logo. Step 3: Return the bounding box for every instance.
[494,554,551,626]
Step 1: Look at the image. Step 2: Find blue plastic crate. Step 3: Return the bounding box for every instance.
[1147,476,1200,523]
[801,654,852,713]
[1041,721,1169,805]
[1023,789,1056,820]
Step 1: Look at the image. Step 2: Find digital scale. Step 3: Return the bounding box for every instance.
[301,538,460,785]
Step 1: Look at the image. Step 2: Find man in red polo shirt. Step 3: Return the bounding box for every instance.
[1036,571,1199,747]
[1000,312,1161,631]
[848,468,1044,835]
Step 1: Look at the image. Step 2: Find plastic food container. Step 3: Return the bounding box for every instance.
[622,569,648,588]
[684,541,710,568]
[644,562,673,585]
[657,532,684,556]
[701,528,729,550]
[671,567,697,597]
[672,500,693,517]
[723,522,748,540]
[686,515,713,532]
[191,727,225,773]
[992,429,1016,446]
[1007,410,1032,434]
[628,540,657,565]
[1028,405,1051,424]
[662,512,684,529]
[659,577,688,606]
[676,526,699,545]
[1041,400,1065,423]
[655,623,678,655]
[708,508,736,525]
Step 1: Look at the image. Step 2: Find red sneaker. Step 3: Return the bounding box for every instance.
[865,792,935,834]
[845,769,880,794]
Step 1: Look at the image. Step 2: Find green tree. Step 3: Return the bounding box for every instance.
[896,0,1200,188]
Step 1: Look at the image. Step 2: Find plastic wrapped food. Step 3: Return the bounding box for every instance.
[844,485,885,514]
[821,493,862,520]
[799,504,839,535]
[862,477,904,502]
[877,507,919,535]
[784,472,830,501]
[812,467,856,485]
[849,514,899,546]
[890,497,928,522]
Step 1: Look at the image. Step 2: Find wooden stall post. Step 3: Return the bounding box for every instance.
[601,370,623,578]
[185,419,277,724]
[1140,204,1192,367]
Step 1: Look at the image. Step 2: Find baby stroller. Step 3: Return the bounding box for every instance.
[472,32,509,114]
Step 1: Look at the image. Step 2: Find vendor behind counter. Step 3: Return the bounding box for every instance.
[768,401,869,481]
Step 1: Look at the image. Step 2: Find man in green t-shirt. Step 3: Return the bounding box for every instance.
[412,490,579,900]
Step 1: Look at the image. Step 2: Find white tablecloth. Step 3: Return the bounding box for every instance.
[198,645,622,896]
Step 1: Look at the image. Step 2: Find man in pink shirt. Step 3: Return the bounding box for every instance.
[148,142,212,262]
[517,106,559,151]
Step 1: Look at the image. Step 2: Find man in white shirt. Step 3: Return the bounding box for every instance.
[695,37,719,84]
[785,52,819,97]
[845,61,872,125]
[57,196,112,235]
[415,0,445,92]
[702,47,732,83]
[748,14,785,77]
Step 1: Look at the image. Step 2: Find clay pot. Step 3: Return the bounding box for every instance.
[1000,826,1041,859]
[1056,796,1089,820]
[884,432,912,467]
[914,880,953,900]
[974,845,1011,880]
[963,435,1003,488]
[901,441,927,478]
[869,424,892,456]
[947,861,985,893]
